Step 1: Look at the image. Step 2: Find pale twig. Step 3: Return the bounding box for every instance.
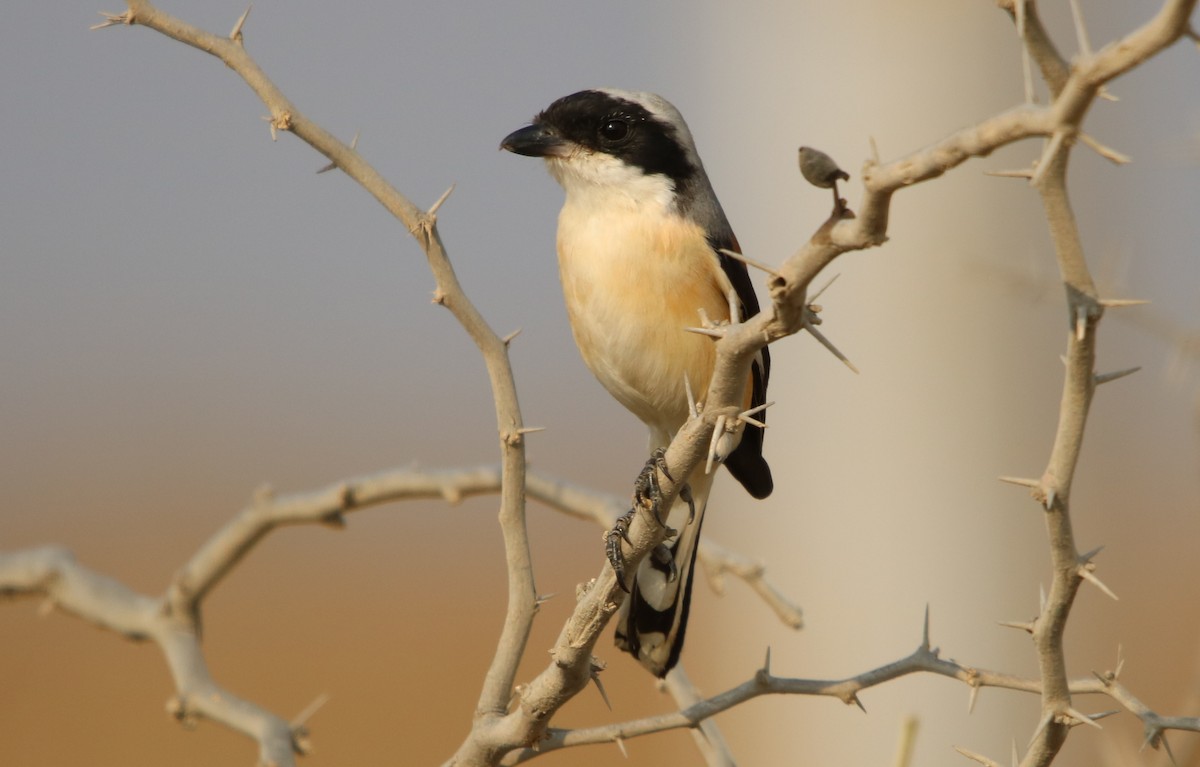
[0,547,303,766]
[663,667,736,767]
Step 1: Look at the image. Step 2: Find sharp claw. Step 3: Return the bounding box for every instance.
[650,543,678,583]
[679,482,696,525]
[606,509,635,591]
[634,448,671,527]
[651,446,673,483]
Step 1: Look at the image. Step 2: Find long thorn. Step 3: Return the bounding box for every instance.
[230,3,252,43]
[954,746,1001,767]
[1078,567,1119,600]
[985,168,1036,179]
[684,373,699,419]
[1094,366,1141,385]
[614,736,628,759]
[591,673,613,711]
[291,692,330,728]
[1065,706,1103,730]
[1028,710,1053,746]
[804,321,859,373]
[997,619,1035,633]
[717,248,780,278]
[428,183,456,217]
[809,273,841,302]
[706,415,726,475]
[998,475,1040,488]
[91,10,132,29]
[1080,133,1130,165]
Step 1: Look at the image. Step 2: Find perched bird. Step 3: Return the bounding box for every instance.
[798,145,850,206]
[501,89,772,677]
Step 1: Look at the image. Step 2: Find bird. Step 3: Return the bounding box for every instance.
[501,89,772,677]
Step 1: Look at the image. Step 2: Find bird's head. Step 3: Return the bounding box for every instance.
[501,89,716,218]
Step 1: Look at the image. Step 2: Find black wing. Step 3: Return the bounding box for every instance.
[710,231,772,499]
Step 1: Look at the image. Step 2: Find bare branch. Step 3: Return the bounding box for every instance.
[662,667,737,767]
[0,547,304,766]
[106,0,537,751]
[503,616,1200,762]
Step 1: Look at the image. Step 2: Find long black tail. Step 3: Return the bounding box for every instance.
[614,471,713,677]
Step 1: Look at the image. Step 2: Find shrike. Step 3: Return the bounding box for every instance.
[501,89,771,677]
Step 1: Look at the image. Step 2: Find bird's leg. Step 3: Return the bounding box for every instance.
[634,446,673,528]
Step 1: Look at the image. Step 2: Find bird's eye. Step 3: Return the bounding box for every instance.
[599,118,630,143]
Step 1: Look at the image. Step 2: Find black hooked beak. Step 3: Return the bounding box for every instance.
[500,123,571,158]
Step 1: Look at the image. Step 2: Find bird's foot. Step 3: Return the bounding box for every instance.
[634,447,674,528]
[607,448,688,590]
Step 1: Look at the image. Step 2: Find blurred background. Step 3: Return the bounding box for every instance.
[2,1,1197,765]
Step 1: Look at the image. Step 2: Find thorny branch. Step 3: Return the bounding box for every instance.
[0,466,797,767]
[504,614,1200,763]
[3,0,1192,764]
[95,0,539,762]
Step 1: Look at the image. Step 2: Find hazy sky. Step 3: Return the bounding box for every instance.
[3,3,1198,766]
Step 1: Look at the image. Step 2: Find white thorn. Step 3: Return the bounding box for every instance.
[428,183,456,217]
[1065,706,1103,730]
[230,3,252,43]
[684,373,699,419]
[804,320,859,374]
[706,415,727,475]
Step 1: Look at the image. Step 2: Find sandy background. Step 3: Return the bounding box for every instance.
[3,2,1198,765]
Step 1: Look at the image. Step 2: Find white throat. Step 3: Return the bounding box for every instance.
[545,152,676,213]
